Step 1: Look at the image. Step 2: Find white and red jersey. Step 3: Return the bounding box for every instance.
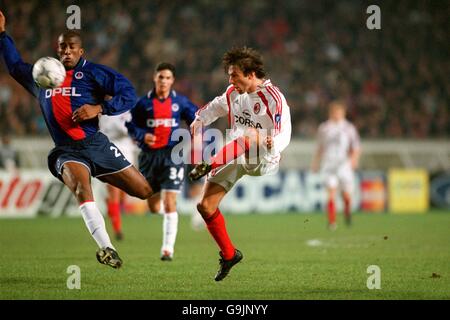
[317,119,360,169]
[99,111,136,163]
[195,79,291,164]
[99,111,132,142]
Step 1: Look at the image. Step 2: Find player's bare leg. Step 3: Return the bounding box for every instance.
[327,187,337,230]
[147,193,163,214]
[188,182,206,230]
[106,184,124,240]
[342,191,352,226]
[98,165,153,200]
[197,181,243,281]
[62,162,122,269]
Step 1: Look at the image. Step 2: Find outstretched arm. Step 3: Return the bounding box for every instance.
[311,127,324,172]
[349,125,361,169]
[181,96,199,125]
[190,88,231,136]
[73,65,137,123]
[0,10,5,33]
[124,99,153,148]
[92,64,137,116]
[0,10,38,97]
[311,145,323,173]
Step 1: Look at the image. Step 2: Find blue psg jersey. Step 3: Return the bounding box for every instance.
[0,32,137,146]
[126,90,198,151]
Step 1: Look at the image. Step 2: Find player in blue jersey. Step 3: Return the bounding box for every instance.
[0,11,154,269]
[126,62,198,261]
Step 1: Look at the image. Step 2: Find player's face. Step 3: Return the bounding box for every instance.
[154,69,175,95]
[57,36,84,69]
[329,105,345,121]
[228,65,253,94]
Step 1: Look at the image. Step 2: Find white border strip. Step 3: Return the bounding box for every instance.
[95,163,133,178]
[59,160,92,176]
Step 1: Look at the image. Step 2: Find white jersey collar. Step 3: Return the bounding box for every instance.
[257,79,272,89]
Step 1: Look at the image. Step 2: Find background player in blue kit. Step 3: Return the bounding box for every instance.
[0,10,153,269]
[126,63,198,261]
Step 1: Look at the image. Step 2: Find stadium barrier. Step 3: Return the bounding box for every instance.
[2,168,445,218]
[10,138,450,172]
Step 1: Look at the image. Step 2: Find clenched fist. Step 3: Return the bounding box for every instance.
[72,104,103,123]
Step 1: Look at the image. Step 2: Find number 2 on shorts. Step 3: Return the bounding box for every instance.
[110,146,122,158]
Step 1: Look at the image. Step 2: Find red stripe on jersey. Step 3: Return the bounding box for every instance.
[151,97,173,149]
[51,70,86,140]
[273,86,284,132]
[266,87,279,132]
[270,86,283,117]
[257,91,273,123]
[195,102,210,117]
[266,86,282,133]
[225,86,235,127]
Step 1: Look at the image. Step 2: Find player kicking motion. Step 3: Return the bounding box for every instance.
[312,101,361,230]
[0,11,153,268]
[189,47,291,281]
[126,63,197,261]
[99,110,137,240]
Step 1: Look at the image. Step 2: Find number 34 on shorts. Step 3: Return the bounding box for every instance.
[169,167,184,183]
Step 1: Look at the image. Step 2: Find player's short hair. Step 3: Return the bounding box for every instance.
[58,30,82,46]
[155,62,176,77]
[329,100,347,111]
[222,47,266,78]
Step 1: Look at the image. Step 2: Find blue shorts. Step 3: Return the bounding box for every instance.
[138,148,185,193]
[48,132,132,182]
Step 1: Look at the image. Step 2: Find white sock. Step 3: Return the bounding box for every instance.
[161,211,178,256]
[79,202,114,250]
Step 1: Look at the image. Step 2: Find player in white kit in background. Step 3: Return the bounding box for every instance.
[188,47,292,281]
[312,101,361,230]
[99,111,137,240]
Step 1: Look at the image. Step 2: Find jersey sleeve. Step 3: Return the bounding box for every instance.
[125,98,147,146]
[271,107,291,155]
[195,86,232,126]
[261,86,291,155]
[0,32,39,97]
[349,124,361,151]
[180,95,198,125]
[91,64,137,116]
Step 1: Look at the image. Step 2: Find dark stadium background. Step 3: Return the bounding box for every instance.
[0,0,449,302]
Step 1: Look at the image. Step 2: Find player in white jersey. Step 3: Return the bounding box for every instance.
[99,111,137,240]
[188,47,291,281]
[312,101,361,230]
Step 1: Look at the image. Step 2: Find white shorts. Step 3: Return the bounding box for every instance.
[207,157,279,192]
[321,163,355,193]
[112,138,137,166]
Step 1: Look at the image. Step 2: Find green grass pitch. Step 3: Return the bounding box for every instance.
[0,211,449,300]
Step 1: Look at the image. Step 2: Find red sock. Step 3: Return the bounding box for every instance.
[344,197,351,219]
[210,137,250,170]
[327,199,336,225]
[204,208,235,260]
[107,201,122,233]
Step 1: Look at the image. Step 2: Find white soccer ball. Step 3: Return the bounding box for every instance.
[32,57,66,89]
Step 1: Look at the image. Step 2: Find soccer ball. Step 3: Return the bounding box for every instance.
[32,57,66,89]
